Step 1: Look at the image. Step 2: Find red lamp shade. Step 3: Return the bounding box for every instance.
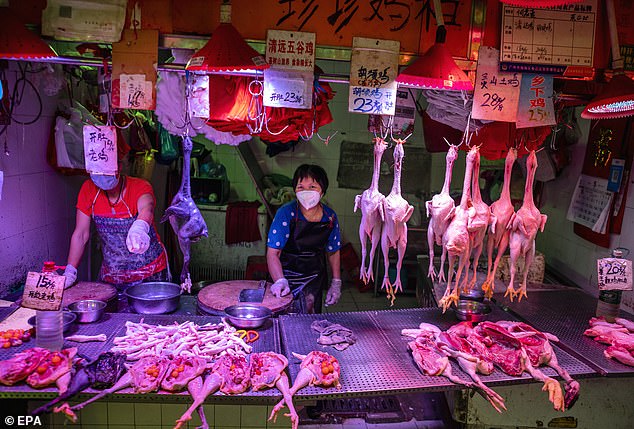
[0,8,56,59]
[500,0,583,7]
[186,23,268,73]
[396,27,473,91]
[581,73,634,119]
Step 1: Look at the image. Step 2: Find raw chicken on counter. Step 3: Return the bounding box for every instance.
[426,145,458,283]
[354,137,388,285]
[380,140,415,305]
[585,317,634,366]
[482,148,517,298]
[0,347,50,386]
[174,372,222,429]
[439,146,478,312]
[162,135,209,293]
[505,150,547,302]
[26,348,77,393]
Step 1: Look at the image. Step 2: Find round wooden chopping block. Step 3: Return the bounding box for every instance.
[62,281,118,307]
[197,280,292,314]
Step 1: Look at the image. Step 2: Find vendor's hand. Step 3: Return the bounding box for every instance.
[325,278,342,306]
[126,219,150,254]
[63,264,77,289]
[271,278,290,298]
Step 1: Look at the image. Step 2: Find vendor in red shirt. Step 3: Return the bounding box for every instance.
[62,171,170,289]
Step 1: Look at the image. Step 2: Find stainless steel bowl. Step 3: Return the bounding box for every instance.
[125,282,182,314]
[28,311,77,333]
[67,300,106,323]
[459,289,485,302]
[455,300,491,322]
[224,304,272,329]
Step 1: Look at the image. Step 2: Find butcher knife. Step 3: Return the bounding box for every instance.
[238,280,267,303]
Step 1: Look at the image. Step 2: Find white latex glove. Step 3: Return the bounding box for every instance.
[126,219,151,254]
[325,278,342,306]
[63,264,77,289]
[271,278,291,298]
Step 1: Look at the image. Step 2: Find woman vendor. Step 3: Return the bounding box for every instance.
[62,170,170,290]
[266,164,342,314]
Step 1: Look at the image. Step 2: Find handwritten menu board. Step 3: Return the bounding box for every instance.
[22,272,65,311]
[348,37,399,116]
[83,125,117,174]
[566,174,613,234]
[598,258,633,291]
[516,74,556,128]
[472,46,521,122]
[264,30,315,109]
[500,0,597,74]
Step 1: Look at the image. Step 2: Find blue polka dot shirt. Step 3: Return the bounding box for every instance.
[267,201,342,252]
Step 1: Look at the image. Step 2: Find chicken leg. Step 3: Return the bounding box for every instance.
[174,373,222,429]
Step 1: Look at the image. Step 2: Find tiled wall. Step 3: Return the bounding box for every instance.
[0,64,85,297]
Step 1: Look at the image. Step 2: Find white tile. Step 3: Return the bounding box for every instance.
[18,122,52,175]
[20,173,47,232]
[0,175,23,240]
[44,171,70,224]
[22,227,48,270]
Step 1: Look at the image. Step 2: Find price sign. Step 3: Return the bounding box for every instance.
[189,74,210,119]
[368,89,417,138]
[349,37,399,116]
[472,46,522,122]
[22,272,65,311]
[83,125,117,175]
[119,74,153,110]
[516,73,556,128]
[598,258,633,291]
[264,30,315,109]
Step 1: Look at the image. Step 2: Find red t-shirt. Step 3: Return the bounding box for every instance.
[77,176,154,218]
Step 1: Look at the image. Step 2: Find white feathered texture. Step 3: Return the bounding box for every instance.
[155,71,252,146]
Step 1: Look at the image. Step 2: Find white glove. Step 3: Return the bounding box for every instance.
[126,219,150,254]
[63,264,77,289]
[325,278,342,306]
[271,278,291,298]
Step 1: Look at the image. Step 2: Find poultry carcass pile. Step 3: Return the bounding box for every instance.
[584,317,634,367]
[403,320,579,412]
[504,150,547,302]
[380,140,415,304]
[354,137,388,285]
[426,145,459,283]
[0,347,77,393]
[162,135,209,293]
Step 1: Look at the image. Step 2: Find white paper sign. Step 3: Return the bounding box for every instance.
[598,258,633,291]
[119,74,153,110]
[472,46,522,122]
[368,89,417,137]
[566,174,613,234]
[83,125,118,175]
[22,272,65,311]
[515,73,556,128]
[263,68,313,109]
[349,37,399,116]
[266,30,316,71]
[189,74,210,118]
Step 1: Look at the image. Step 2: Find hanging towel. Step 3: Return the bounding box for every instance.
[225,201,262,245]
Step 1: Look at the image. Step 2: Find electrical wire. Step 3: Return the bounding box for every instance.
[0,62,44,137]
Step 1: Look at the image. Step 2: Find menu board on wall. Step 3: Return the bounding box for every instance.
[500,0,597,75]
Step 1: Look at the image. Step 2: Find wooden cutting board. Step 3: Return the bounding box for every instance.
[197,280,292,314]
[62,281,118,307]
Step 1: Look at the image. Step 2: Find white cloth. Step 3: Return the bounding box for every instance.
[126,219,150,254]
[63,264,77,289]
[271,278,291,298]
[325,278,342,306]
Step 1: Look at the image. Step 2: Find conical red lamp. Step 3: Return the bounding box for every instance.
[186,22,268,73]
[500,0,583,7]
[0,7,56,60]
[396,26,473,91]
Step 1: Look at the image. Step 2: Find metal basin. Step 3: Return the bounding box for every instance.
[125,282,182,314]
[28,311,76,333]
[67,300,106,323]
[455,300,491,322]
[224,304,272,329]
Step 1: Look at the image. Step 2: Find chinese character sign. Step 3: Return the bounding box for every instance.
[22,272,65,311]
[598,258,633,291]
[83,125,117,175]
[348,37,399,116]
[516,73,556,128]
[472,46,522,122]
[266,30,316,71]
[119,74,153,110]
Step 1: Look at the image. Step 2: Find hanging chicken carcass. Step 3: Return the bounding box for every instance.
[380,140,415,305]
[505,150,547,302]
[354,138,388,284]
[162,135,209,292]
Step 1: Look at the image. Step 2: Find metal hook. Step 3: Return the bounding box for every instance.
[170,73,205,136]
[316,130,338,145]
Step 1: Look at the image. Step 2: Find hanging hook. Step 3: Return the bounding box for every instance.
[170,73,205,136]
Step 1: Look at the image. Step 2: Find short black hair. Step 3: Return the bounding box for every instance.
[292,164,329,194]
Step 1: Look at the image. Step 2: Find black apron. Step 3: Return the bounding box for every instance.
[280,203,334,314]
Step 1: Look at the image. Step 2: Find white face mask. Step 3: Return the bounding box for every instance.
[296,190,321,210]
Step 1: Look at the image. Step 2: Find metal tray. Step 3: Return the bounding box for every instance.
[498,289,634,376]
